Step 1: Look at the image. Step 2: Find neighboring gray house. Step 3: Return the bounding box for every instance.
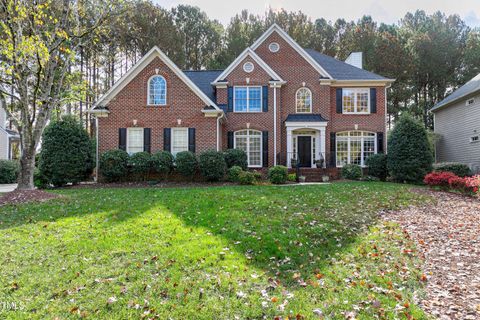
[0,103,20,160]
[431,73,480,173]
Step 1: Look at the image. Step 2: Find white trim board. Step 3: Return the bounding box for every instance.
[212,48,284,84]
[91,46,220,111]
[250,24,332,80]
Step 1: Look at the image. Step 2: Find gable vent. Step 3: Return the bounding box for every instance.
[243,62,254,73]
[269,42,280,53]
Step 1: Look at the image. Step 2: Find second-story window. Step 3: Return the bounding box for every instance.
[296,87,312,113]
[234,86,262,112]
[343,88,369,114]
[148,75,167,105]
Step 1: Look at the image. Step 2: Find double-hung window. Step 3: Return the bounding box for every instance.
[234,86,262,112]
[172,128,189,156]
[127,128,144,154]
[234,130,262,167]
[343,88,370,114]
[336,131,376,167]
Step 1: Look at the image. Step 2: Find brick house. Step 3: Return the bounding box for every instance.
[90,24,393,178]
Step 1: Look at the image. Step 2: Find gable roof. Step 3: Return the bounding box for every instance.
[92,46,220,111]
[184,70,223,101]
[431,73,480,112]
[212,48,284,84]
[250,24,333,79]
[305,49,388,81]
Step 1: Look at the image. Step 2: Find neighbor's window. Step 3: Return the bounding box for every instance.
[343,88,369,113]
[234,86,262,112]
[127,128,144,154]
[296,88,312,113]
[336,131,376,167]
[172,128,189,156]
[148,75,167,105]
[234,129,262,167]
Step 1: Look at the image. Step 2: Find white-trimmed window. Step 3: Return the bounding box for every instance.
[234,129,262,167]
[172,128,189,156]
[127,128,144,154]
[148,75,167,105]
[336,131,376,167]
[296,87,312,113]
[343,88,370,114]
[234,86,262,112]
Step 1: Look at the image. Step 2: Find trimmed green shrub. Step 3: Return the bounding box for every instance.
[0,160,19,184]
[228,166,243,182]
[151,151,174,175]
[100,149,129,182]
[198,150,226,181]
[342,164,362,180]
[39,115,94,187]
[366,154,388,181]
[34,167,48,189]
[175,151,197,178]
[128,152,151,180]
[252,170,262,181]
[287,173,297,182]
[268,166,288,184]
[238,171,256,185]
[433,162,472,177]
[223,149,248,169]
[387,114,433,183]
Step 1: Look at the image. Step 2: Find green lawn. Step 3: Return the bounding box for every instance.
[0,182,431,319]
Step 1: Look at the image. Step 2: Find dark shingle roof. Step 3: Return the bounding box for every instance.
[431,73,480,112]
[285,114,328,122]
[184,70,223,102]
[304,49,387,80]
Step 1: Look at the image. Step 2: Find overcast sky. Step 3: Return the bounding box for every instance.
[156,0,480,27]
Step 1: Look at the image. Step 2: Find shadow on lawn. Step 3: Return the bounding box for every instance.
[0,183,413,287]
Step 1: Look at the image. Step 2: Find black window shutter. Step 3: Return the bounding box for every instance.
[227,87,233,112]
[370,88,377,113]
[227,131,234,149]
[143,128,151,153]
[336,88,343,114]
[377,132,384,154]
[262,131,269,167]
[119,128,127,151]
[262,86,268,112]
[188,128,196,153]
[163,128,171,152]
[330,132,336,167]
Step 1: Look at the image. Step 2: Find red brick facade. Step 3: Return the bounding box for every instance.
[95,26,389,171]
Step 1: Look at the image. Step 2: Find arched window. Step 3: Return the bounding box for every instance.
[296,88,312,113]
[336,131,376,167]
[234,129,262,167]
[148,75,166,105]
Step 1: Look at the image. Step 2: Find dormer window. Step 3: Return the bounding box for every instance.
[148,75,167,105]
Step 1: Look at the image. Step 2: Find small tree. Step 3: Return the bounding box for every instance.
[39,115,94,187]
[388,114,433,183]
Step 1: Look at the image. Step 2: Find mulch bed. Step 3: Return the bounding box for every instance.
[383,190,480,319]
[0,190,61,206]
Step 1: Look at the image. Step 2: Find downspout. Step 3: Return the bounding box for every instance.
[384,84,391,154]
[95,116,99,182]
[216,111,225,151]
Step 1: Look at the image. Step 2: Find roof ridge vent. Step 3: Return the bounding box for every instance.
[345,52,363,69]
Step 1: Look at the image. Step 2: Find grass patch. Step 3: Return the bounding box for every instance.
[0,182,431,319]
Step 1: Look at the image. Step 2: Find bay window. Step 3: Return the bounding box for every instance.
[234,86,262,112]
[336,131,376,167]
[234,129,262,167]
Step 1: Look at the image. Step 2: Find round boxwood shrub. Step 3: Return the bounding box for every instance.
[238,171,256,185]
[198,150,226,181]
[128,152,151,180]
[366,153,388,181]
[268,166,288,184]
[341,164,362,180]
[151,151,174,176]
[228,166,243,182]
[223,149,248,169]
[38,115,94,187]
[387,114,433,183]
[0,160,19,184]
[433,162,472,177]
[99,149,129,182]
[175,151,197,178]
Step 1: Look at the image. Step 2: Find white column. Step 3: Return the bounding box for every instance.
[320,128,326,168]
[273,86,277,165]
[286,127,293,168]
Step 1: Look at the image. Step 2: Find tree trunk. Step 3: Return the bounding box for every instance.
[17,146,36,190]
